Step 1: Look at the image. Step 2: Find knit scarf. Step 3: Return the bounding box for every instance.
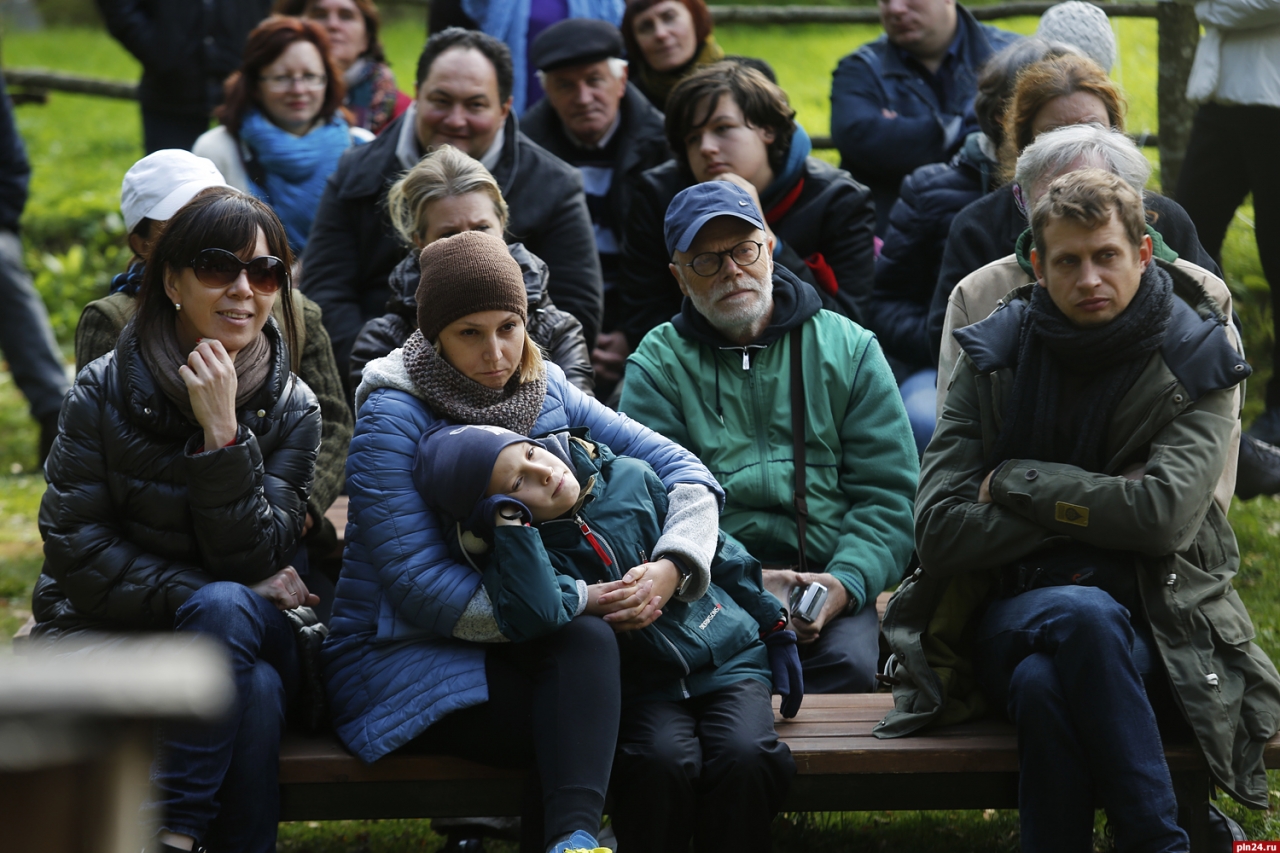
[401,330,547,436]
[635,36,725,110]
[139,317,273,423]
[990,262,1174,472]
[239,109,355,252]
[344,58,401,135]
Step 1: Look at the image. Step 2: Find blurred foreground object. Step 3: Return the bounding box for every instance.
[0,637,233,853]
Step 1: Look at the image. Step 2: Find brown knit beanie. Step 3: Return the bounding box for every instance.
[416,231,528,342]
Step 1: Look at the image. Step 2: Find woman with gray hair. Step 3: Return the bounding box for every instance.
[346,144,594,393]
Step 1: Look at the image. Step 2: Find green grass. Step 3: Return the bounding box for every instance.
[0,14,1276,852]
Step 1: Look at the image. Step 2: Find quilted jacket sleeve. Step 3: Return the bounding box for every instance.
[183,380,321,582]
[346,388,485,636]
[40,374,212,627]
[556,370,724,506]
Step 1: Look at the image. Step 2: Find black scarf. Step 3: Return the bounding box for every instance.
[990,263,1174,472]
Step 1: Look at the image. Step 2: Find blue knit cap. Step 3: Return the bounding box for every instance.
[413,424,533,523]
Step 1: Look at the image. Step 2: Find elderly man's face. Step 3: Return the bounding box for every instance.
[415,47,512,159]
[542,60,627,147]
[877,0,957,60]
[1031,209,1152,327]
[669,216,774,344]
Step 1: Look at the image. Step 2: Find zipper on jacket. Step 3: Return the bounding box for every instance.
[655,628,692,684]
[575,515,616,568]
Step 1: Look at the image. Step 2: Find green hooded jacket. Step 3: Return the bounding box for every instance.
[879,261,1280,808]
[620,268,918,612]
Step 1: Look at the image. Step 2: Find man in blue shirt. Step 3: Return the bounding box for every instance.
[830,0,1018,234]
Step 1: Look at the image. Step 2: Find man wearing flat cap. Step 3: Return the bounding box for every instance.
[620,181,919,694]
[522,17,670,400]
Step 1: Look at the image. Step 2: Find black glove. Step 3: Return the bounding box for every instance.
[762,628,804,718]
[466,494,533,539]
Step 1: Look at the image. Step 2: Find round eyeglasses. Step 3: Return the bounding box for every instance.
[680,240,764,278]
[260,73,327,92]
[189,248,288,294]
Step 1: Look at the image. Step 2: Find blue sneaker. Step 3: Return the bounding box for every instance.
[549,829,608,853]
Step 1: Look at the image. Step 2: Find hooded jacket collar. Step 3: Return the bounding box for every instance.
[671,264,822,353]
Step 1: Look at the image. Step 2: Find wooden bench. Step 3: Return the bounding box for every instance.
[279,692,1280,851]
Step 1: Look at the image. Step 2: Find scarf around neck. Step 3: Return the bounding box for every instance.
[401,330,547,435]
[139,317,273,424]
[239,109,355,252]
[990,262,1174,472]
[344,58,401,135]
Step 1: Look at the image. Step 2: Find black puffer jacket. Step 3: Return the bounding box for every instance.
[866,132,998,370]
[926,184,1222,362]
[31,319,322,638]
[348,242,595,394]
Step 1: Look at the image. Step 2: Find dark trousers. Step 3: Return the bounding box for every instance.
[1176,102,1280,407]
[611,678,795,853]
[142,108,211,154]
[405,615,621,852]
[799,597,881,693]
[0,230,68,421]
[973,586,1188,853]
[148,582,299,853]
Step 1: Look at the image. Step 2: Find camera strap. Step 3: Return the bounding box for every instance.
[790,325,809,574]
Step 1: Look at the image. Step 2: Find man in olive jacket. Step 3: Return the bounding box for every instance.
[621,181,918,694]
[888,168,1280,849]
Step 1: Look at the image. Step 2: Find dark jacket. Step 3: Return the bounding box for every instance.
[300,109,603,389]
[348,242,595,393]
[520,81,671,268]
[927,184,1222,363]
[885,267,1280,808]
[867,132,998,370]
[0,76,29,232]
[830,6,1019,234]
[95,0,271,118]
[481,435,777,703]
[617,157,876,346]
[31,319,322,638]
[73,287,352,533]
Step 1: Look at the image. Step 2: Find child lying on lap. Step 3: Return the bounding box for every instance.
[412,424,804,712]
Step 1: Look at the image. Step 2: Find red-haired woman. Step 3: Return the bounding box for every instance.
[622,0,722,109]
[194,16,372,252]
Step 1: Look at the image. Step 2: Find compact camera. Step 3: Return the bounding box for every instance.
[789,581,829,623]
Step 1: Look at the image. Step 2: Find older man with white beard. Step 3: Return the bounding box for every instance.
[620,181,919,693]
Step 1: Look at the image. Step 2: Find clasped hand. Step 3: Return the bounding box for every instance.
[585,558,680,632]
[181,338,240,451]
[761,568,850,645]
[250,566,319,611]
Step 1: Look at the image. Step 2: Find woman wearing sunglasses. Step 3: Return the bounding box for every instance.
[194,15,373,253]
[31,187,322,853]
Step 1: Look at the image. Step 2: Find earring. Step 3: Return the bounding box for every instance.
[174,303,181,311]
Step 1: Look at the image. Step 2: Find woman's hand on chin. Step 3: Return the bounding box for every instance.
[250,566,320,611]
[181,338,240,449]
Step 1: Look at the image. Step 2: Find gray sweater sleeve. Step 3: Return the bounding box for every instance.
[653,483,720,602]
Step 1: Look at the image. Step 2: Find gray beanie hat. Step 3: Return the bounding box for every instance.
[1036,1,1116,73]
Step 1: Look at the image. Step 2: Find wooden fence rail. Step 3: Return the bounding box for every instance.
[2,0,1199,189]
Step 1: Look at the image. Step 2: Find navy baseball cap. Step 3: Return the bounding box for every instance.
[663,181,766,257]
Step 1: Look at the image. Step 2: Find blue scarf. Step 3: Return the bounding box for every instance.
[461,0,624,115]
[239,109,360,252]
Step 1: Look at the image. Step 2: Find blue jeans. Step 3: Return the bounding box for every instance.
[0,230,68,420]
[973,586,1188,853]
[146,582,299,852]
[898,368,936,456]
